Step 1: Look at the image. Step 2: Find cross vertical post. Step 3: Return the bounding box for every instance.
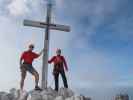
[42,3,52,89]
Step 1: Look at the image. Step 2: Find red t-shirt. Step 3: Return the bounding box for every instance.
[20,50,39,64]
[48,55,68,71]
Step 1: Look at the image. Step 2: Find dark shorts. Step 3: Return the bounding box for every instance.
[20,63,37,76]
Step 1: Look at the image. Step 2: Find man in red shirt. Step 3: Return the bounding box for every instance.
[20,44,44,91]
[48,49,68,91]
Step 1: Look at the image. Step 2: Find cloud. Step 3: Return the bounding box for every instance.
[61,0,120,30]
[1,0,43,18]
[0,16,20,91]
[53,0,133,91]
[7,0,29,16]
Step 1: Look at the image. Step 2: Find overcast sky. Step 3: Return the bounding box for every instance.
[0,0,133,100]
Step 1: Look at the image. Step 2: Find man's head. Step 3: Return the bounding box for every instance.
[56,48,61,56]
[28,44,34,51]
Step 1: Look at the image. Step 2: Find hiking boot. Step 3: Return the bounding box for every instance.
[35,86,42,91]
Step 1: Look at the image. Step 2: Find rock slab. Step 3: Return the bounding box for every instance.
[0,87,91,100]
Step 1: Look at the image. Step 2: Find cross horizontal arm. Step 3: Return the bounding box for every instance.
[23,20,71,32]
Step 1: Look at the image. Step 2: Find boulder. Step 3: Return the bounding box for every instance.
[7,94,14,100]
[66,88,74,97]
[55,96,64,100]
[42,94,54,100]
[46,87,58,97]
[74,95,84,100]
[40,88,55,100]
[84,96,91,100]
[9,88,19,100]
[0,89,18,100]
[0,92,7,100]
[58,87,74,98]
[65,96,74,100]
[40,87,57,96]
[65,95,86,100]
[0,87,91,100]
[0,93,10,100]
[27,90,42,100]
[18,90,28,100]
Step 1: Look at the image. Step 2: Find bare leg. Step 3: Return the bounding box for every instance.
[29,66,41,90]
[20,70,27,90]
[33,71,39,87]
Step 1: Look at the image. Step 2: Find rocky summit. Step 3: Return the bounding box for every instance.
[0,87,91,100]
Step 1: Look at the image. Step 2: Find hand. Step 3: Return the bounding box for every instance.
[20,62,22,66]
[48,61,50,63]
[43,48,45,51]
[39,49,44,56]
[20,63,22,70]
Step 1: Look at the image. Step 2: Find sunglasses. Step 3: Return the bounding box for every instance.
[30,46,34,48]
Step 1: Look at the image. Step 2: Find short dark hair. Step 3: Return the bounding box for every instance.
[29,44,34,48]
[56,49,61,53]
